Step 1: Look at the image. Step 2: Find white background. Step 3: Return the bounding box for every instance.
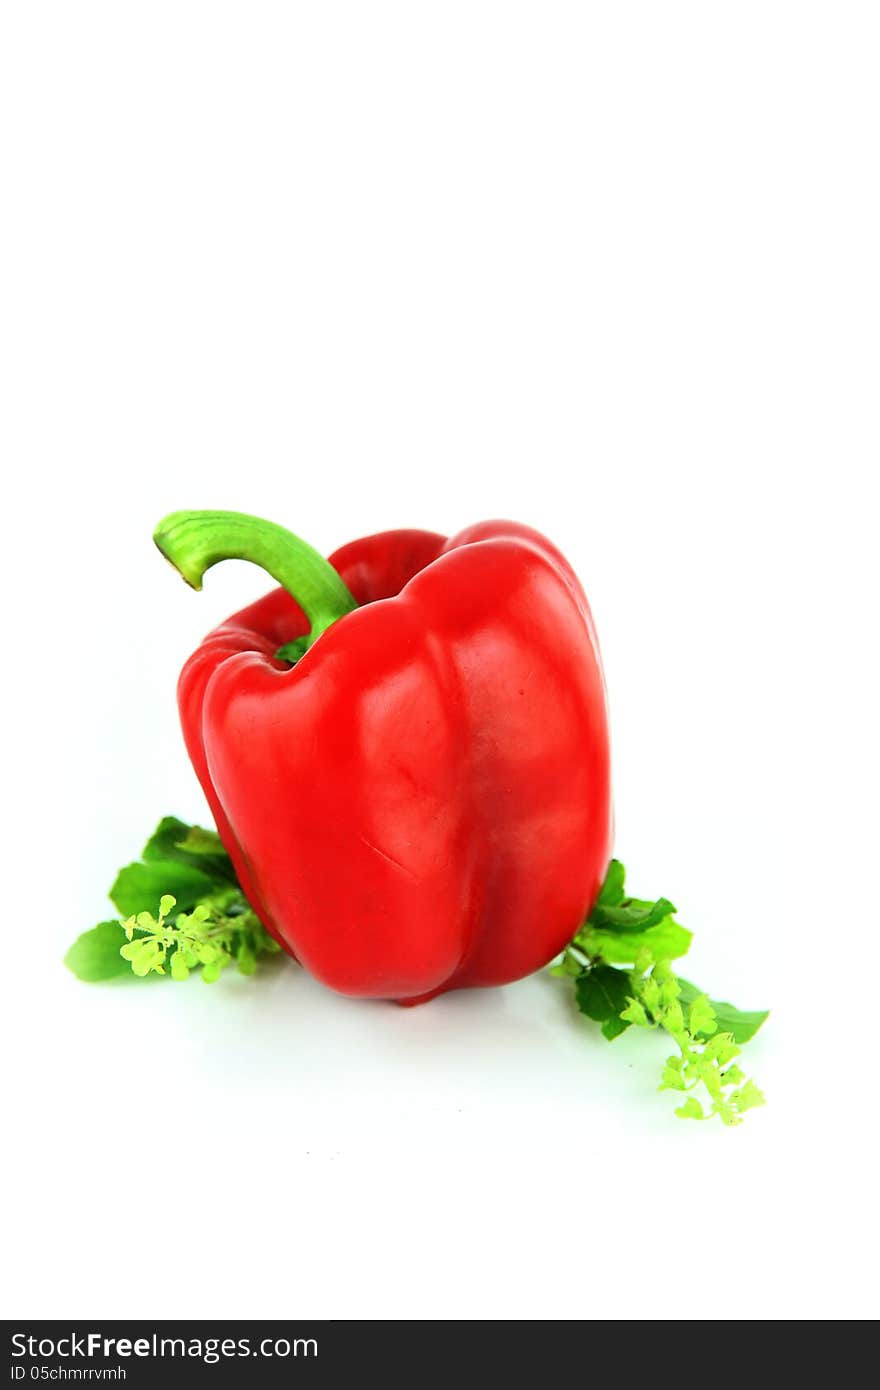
[1,3,877,1321]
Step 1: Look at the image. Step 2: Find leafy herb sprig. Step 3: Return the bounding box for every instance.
[64,817,280,983]
[553,860,768,1124]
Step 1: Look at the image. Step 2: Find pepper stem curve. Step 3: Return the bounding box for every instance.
[153,509,358,662]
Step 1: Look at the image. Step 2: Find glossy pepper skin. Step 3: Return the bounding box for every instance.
[171,519,612,1004]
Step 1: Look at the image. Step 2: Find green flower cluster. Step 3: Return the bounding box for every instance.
[119,893,280,982]
[554,860,768,1125]
[64,817,280,984]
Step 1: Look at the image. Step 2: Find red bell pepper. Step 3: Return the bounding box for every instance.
[154,511,612,1004]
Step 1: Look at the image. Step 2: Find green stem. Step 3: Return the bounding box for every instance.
[153,510,358,662]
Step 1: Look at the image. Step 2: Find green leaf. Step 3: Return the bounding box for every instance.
[676,978,769,1044]
[237,945,256,976]
[580,916,692,965]
[130,958,154,978]
[596,859,626,906]
[600,1015,630,1041]
[589,895,677,934]
[732,1079,766,1114]
[687,993,717,1036]
[575,964,632,1040]
[170,950,191,981]
[620,996,649,1027]
[175,825,225,851]
[110,859,220,917]
[675,1096,706,1121]
[64,920,131,982]
[550,952,583,978]
[660,1057,688,1091]
[141,816,234,883]
[662,999,686,1037]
